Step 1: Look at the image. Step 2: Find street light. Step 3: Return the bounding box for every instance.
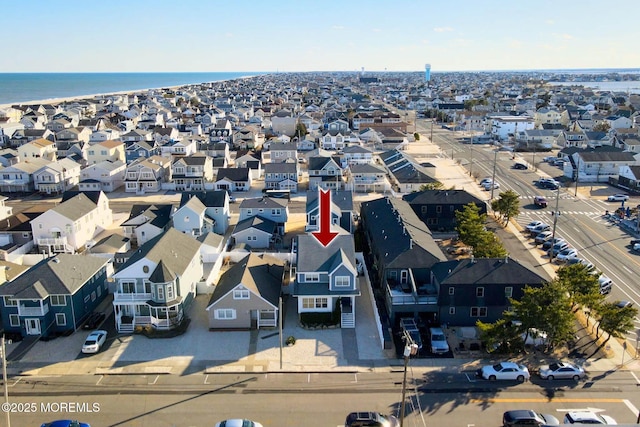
[491,149,498,200]
[549,184,561,262]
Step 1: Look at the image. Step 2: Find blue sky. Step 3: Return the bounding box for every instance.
[3,0,638,73]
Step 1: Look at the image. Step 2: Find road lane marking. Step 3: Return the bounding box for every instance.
[623,399,639,416]
[630,371,640,384]
[96,375,103,385]
[470,398,624,403]
[204,374,210,384]
[148,374,159,385]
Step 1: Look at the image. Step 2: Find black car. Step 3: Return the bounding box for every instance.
[345,412,399,427]
[82,312,106,330]
[503,410,559,427]
[513,163,528,170]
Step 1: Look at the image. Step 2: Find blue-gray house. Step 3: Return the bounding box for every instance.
[0,254,112,338]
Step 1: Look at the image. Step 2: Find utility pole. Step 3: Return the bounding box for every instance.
[1,336,10,427]
[550,184,561,261]
[491,149,498,200]
[469,143,474,177]
[279,296,283,370]
[574,157,580,197]
[400,336,418,427]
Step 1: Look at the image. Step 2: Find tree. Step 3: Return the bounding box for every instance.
[477,317,521,353]
[414,132,420,141]
[418,182,443,191]
[490,190,520,225]
[596,303,637,342]
[593,122,611,133]
[295,123,307,139]
[474,232,508,258]
[455,203,487,249]
[510,281,575,350]
[556,263,602,310]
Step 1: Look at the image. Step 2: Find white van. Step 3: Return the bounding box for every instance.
[428,327,450,354]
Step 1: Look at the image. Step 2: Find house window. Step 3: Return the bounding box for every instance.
[122,281,135,293]
[470,307,487,317]
[50,295,66,306]
[9,314,19,327]
[84,295,90,303]
[436,206,442,213]
[315,298,328,308]
[233,289,250,299]
[215,308,236,319]
[302,298,314,309]
[505,287,513,298]
[91,291,96,302]
[421,206,427,214]
[335,276,350,287]
[157,286,165,300]
[449,307,455,315]
[3,296,17,306]
[448,287,455,295]
[56,313,66,326]
[306,273,319,282]
[476,287,484,297]
[167,285,174,300]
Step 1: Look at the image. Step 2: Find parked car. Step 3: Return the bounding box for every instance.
[41,421,90,427]
[483,181,500,190]
[543,156,557,163]
[81,330,107,354]
[476,361,530,381]
[607,193,629,202]
[215,420,264,427]
[512,163,528,170]
[428,327,450,355]
[529,223,551,236]
[615,300,633,309]
[538,362,586,381]
[503,410,560,427]
[555,247,579,262]
[536,178,560,190]
[542,237,565,251]
[632,242,640,252]
[598,275,613,295]
[547,241,570,257]
[525,220,545,232]
[480,177,493,186]
[345,412,399,427]
[563,411,617,425]
[533,195,548,208]
[534,230,553,245]
[82,311,106,330]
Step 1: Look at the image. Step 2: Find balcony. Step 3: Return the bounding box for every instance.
[19,303,49,316]
[38,236,68,247]
[113,292,152,303]
[385,276,438,306]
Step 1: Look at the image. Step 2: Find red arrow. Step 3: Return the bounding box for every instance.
[312,188,338,247]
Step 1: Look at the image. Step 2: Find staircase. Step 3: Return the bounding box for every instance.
[341,312,355,328]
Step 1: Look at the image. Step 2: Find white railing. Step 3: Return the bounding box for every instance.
[113,292,152,302]
[19,304,49,316]
[37,236,68,246]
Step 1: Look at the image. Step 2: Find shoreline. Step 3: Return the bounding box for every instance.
[0,73,260,110]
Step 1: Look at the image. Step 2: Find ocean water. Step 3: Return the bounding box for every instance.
[547,80,640,94]
[0,72,262,106]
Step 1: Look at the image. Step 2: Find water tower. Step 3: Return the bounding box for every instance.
[425,64,431,82]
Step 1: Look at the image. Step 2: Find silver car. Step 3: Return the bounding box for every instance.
[538,362,586,380]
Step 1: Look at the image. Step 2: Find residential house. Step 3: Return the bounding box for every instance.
[111,228,203,333]
[263,162,298,193]
[231,216,279,249]
[308,156,344,191]
[33,158,81,196]
[359,197,447,325]
[305,190,354,233]
[488,115,535,141]
[125,140,161,164]
[271,109,298,136]
[320,130,348,150]
[17,138,57,162]
[234,151,262,179]
[342,145,374,166]
[269,141,298,163]
[0,254,111,338]
[433,257,547,326]
[345,163,390,193]
[0,148,20,167]
[238,196,289,235]
[519,129,556,150]
[567,149,639,182]
[403,190,487,232]
[124,155,171,194]
[214,167,252,192]
[0,158,49,194]
[292,230,359,328]
[31,192,112,254]
[170,154,213,191]
[9,128,54,148]
[0,206,43,261]
[296,135,316,151]
[86,139,126,164]
[171,194,214,238]
[78,160,126,193]
[209,119,233,143]
[159,138,198,158]
[206,253,284,329]
[120,204,174,247]
[234,125,264,150]
[179,190,230,235]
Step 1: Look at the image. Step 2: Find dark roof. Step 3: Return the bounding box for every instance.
[360,197,447,269]
[431,257,547,286]
[216,167,250,182]
[207,253,284,307]
[121,204,174,228]
[179,190,227,208]
[61,190,103,205]
[403,189,486,206]
[580,151,636,162]
[233,215,278,234]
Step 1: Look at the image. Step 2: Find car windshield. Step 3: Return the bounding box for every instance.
[493,363,504,371]
[548,363,561,371]
[432,333,445,341]
[85,339,97,345]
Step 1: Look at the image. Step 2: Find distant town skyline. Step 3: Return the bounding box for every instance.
[3,0,638,73]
